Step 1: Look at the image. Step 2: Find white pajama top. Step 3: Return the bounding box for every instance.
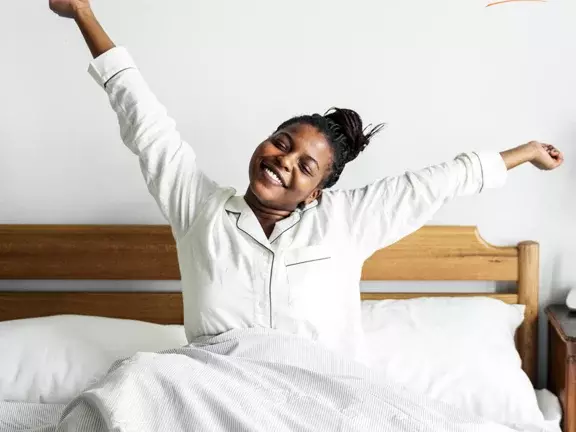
[88,47,508,362]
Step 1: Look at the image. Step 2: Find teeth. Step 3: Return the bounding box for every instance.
[265,167,282,184]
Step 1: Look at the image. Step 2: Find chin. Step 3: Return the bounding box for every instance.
[249,179,280,205]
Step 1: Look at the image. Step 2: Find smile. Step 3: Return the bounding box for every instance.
[261,162,286,187]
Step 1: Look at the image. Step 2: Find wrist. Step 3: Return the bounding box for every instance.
[73,5,93,20]
[500,142,538,170]
[521,142,540,163]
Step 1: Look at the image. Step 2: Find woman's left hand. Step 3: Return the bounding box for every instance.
[500,141,564,171]
[529,142,564,171]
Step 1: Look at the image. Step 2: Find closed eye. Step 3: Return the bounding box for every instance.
[299,162,313,176]
[271,137,289,152]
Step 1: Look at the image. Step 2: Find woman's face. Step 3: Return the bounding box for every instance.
[247,123,333,211]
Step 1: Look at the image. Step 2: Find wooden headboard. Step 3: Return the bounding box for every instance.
[0,224,539,384]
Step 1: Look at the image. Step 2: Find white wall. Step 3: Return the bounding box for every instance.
[1,0,576,385]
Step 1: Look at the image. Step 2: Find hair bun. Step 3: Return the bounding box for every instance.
[324,107,385,163]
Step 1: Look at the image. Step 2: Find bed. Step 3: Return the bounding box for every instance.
[0,224,562,431]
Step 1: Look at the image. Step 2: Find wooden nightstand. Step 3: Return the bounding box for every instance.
[547,305,576,432]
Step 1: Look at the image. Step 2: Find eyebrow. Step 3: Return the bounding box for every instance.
[277,131,320,170]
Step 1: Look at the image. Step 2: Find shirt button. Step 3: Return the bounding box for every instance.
[258,301,266,309]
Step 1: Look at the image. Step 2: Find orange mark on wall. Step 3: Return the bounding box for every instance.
[486,0,546,6]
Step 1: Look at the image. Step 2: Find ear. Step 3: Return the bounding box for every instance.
[303,188,322,206]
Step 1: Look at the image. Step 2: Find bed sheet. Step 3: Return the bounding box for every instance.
[0,402,63,432]
[0,379,563,432]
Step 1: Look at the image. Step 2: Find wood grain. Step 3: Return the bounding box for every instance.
[547,305,576,343]
[517,241,539,388]
[361,226,518,281]
[0,225,179,280]
[0,225,517,282]
[547,306,576,432]
[361,292,519,303]
[0,292,183,325]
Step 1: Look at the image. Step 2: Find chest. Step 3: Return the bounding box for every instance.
[177,206,361,308]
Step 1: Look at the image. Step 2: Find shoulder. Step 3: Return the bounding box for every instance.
[312,189,354,221]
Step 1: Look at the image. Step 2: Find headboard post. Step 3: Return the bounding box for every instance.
[517,241,539,386]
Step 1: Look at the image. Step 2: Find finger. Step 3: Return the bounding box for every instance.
[550,155,564,168]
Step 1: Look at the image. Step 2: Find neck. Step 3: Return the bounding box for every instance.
[244,189,293,237]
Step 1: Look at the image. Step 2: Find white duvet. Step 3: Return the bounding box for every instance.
[3,328,556,432]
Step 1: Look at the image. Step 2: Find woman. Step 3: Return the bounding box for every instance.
[50,0,563,363]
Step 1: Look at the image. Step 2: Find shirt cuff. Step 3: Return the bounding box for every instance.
[87,46,137,88]
[474,151,508,190]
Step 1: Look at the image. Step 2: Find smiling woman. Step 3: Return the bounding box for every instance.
[245,110,384,236]
[48,0,563,386]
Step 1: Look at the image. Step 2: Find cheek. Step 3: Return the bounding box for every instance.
[258,141,278,155]
[293,172,322,194]
[250,143,276,167]
[249,146,265,170]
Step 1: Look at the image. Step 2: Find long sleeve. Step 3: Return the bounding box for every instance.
[324,152,507,259]
[88,47,219,239]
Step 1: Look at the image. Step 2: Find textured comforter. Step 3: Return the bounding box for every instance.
[8,328,553,431]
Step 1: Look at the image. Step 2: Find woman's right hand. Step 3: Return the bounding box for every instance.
[50,0,114,58]
[49,0,91,19]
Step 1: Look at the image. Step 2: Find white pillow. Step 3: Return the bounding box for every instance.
[361,297,543,427]
[0,315,187,403]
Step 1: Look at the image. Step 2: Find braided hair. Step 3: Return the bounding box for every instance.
[274,108,385,188]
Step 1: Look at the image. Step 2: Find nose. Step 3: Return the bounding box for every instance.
[276,154,295,172]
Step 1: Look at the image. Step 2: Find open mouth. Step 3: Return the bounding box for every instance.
[260,162,286,187]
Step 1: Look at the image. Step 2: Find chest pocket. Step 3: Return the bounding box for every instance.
[284,245,332,307]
